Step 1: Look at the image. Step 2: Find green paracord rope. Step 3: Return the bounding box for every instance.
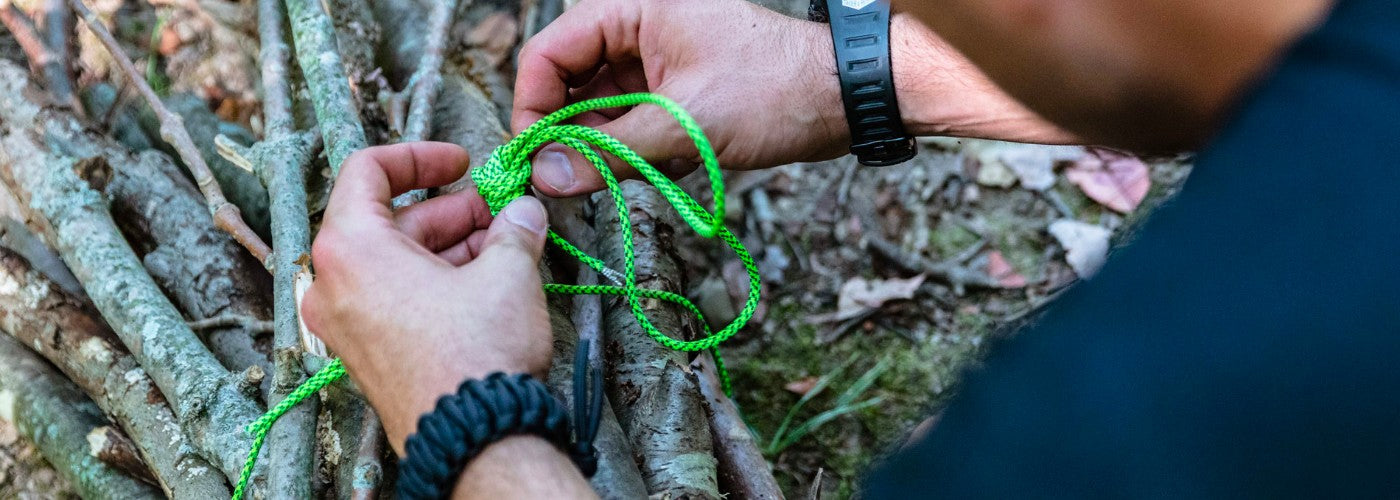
[230,93,760,499]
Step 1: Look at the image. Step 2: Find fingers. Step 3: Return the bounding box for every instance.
[395,188,493,253]
[513,0,645,134]
[326,142,471,220]
[471,196,550,271]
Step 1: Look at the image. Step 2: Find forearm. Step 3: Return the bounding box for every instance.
[888,14,1081,145]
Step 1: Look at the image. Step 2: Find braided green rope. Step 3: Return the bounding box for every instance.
[230,93,759,499]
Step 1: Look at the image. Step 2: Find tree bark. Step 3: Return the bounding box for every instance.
[0,247,230,498]
[0,335,164,499]
[693,355,784,500]
[286,0,369,175]
[596,181,722,499]
[0,60,264,485]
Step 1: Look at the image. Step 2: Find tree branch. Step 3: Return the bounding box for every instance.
[254,0,320,494]
[390,0,459,207]
[0,247,230,498]
[595,181,721,499]
[0,61,265,484]
[692,354,783,500]
[0,335,164,499]
[68,0,271,263]
[285,0,368,176]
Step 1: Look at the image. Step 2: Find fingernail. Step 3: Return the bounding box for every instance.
[500,197,548,236]
[534,149,575,193]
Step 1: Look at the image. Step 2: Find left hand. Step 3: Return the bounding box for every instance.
[300,142,554,454]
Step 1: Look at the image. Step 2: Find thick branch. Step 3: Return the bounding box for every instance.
[285,0,368,175]
[0,247,229,498]
[255,0,320,494]
[0,335,163,499]
[0,61,264,484]
[596,181,721,499]
[68,0,271,263]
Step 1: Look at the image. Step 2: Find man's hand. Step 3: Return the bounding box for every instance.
[301,142,552,454]
[515,0,1075,198]
[515,0,847,197]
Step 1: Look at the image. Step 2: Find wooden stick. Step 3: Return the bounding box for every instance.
[0,335,164,499]
[692,355,785,500]
[67,0,271,263]
[0,61,264,483]
[0,247,230,497]
[255,0,320,495]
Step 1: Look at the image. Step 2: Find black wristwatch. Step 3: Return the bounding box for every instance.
[811,0,917,166]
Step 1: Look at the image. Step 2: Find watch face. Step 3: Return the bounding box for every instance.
[843,0,877,10]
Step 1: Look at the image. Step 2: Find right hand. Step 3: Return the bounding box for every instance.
[514,0,847,197]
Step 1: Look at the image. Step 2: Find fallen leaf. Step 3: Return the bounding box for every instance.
[974,160,1017,188]
[1049,219,1111,278]
[1065,148,1151,213]
[833,275,927,321]
[977,143,1084,191]
[986,250,1028,288]
[785,377,819,396]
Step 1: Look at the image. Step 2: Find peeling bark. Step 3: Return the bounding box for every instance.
[0,247,229,498]
[596,181,722,499]
[0,335,163,499]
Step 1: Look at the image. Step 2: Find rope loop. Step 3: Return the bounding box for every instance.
[232,94,758,499]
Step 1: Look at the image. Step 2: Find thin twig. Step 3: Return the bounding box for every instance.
[392,0,460,207]
[866,234,1002,293]
[0,1,54,76]
[68,0,271,263]
[188,314,274,334]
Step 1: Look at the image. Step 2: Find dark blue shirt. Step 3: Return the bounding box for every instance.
[866,0,1400,497]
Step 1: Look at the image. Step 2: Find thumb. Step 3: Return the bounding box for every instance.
[475,196,549,267]
[531,104,696,197]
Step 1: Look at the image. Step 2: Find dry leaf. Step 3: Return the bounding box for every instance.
[975,160,1017,188]
[785,377,819,396]
[1065,148,1151,213]
[1049,219,1111,278]
[986,250,1028,288]
[977,143,1084,191]
[833,275,927,321]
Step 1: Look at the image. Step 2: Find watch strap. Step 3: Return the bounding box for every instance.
[818,0,917,166]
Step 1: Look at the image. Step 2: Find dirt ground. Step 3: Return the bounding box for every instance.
[675,140,1190,496]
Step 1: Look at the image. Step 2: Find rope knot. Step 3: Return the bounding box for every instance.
[472,145,532,213]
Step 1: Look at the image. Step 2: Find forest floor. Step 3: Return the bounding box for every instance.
[0,0,1192,498]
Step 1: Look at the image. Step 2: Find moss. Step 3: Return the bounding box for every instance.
[727,300,993,497]
[928,220,979,259]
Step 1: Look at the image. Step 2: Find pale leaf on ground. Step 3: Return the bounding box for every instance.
[977,143,1084,191]
[1049,219,1111,278]
[1065,148,1151,213]
[832,274,927,321]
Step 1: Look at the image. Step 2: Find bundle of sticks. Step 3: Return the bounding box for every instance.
[0,0,782,497]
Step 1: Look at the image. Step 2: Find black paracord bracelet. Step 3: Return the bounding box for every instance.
[397,363,600,500]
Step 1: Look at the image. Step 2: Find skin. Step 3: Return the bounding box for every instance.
[303,0,1334,497]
